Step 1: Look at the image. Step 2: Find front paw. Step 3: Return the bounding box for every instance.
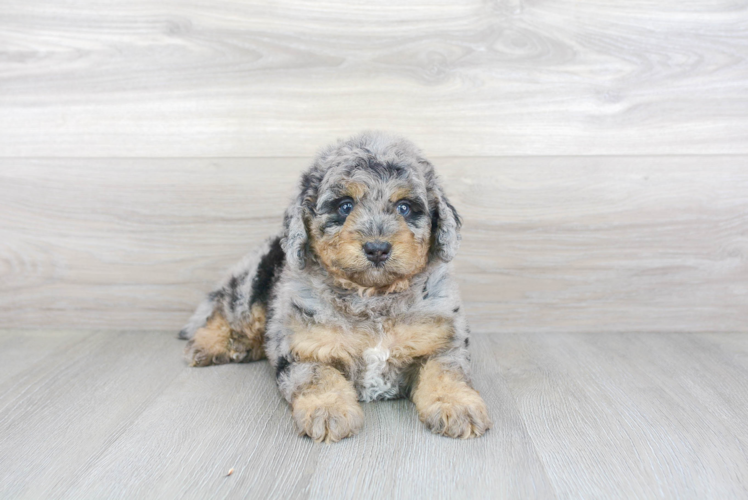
[412,361,492,439]
[291,371,364,443]
[292,391,364,443]
[418,388,492,439]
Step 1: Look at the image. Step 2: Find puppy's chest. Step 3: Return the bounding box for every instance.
[289,317,454,401]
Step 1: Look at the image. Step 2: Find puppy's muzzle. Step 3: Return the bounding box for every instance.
[363,241,392,265]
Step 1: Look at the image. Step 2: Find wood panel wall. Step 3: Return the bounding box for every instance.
[1,0,746,332]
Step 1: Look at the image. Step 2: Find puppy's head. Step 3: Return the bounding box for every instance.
[283,131,461,290]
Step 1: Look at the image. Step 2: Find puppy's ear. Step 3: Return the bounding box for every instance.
[282,168,322,269]
[429,181,462,263]
[282,201,309,269]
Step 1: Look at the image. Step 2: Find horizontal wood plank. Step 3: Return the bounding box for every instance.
[1,0,747,156]
[1,156,746,333]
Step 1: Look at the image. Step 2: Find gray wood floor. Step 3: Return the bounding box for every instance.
[1,328,747,499]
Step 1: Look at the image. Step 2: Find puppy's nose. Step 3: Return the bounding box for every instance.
[363,241,392,264]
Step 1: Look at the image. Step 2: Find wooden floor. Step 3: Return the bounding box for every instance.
[1,328,746,499]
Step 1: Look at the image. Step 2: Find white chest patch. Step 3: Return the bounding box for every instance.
[358,345,399,402]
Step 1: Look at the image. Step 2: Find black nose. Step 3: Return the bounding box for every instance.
[363,241,392,264]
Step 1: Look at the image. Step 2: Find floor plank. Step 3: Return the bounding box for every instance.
[60,360,319,499]
[58,334,554,500]
[490,332,748,499]
[2,156,746,333]
[1,0,747,156]
[0,329,93,385]
[0,330,183,498]
[1,330,747,498]
[306,333,555,500]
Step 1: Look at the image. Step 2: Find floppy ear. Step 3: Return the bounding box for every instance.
[430,185,462,262]
[282,166,324,269]
[281,200,310,270]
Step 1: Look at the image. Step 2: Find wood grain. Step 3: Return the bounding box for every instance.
[1,156,746,333]
[0,329,92,385]
[56,333,552,500]
[61,353,320,499]
[2,0,747,497]
[489,332,748,498]
[1,329,747,498]
[0,330,182,498]
[305,333,554,499]
[1,0,747,157]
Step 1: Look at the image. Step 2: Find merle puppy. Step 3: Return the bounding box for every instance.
[179,131,491,442]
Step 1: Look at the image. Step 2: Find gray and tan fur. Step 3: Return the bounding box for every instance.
[180,131,491,442]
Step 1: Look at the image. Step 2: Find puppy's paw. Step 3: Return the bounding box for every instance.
[184,315,249,367]
[290,366,363,443]
[184,338,236,367]
[292,391,364,443]
[418,388,492,439]
[412,360,492,439]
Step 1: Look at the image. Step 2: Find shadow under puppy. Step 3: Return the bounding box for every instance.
[179,131,491,442]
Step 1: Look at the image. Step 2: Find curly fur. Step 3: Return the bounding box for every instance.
[180,131,491,441]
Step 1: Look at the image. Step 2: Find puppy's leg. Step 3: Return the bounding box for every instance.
[411,358,492,439]
[180,236,284,366]
[184,304,266,367]
[277,361,364,443]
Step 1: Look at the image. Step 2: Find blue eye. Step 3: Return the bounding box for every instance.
[338,200,353,216]
[397,202,411,217]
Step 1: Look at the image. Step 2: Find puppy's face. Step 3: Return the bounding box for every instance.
[307,164,431,288]
[283,132,461,289]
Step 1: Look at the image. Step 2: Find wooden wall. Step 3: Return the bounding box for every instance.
[1,0,746,332]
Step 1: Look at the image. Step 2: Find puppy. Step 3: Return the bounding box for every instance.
[179,131,491,442]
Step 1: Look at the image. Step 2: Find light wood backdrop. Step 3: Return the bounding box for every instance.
[1,0,746,332]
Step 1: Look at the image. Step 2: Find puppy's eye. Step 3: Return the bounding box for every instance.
[396,202,411,217]
[338,200,354,216]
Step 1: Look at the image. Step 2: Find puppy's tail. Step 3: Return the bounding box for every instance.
[178,236,286,344]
